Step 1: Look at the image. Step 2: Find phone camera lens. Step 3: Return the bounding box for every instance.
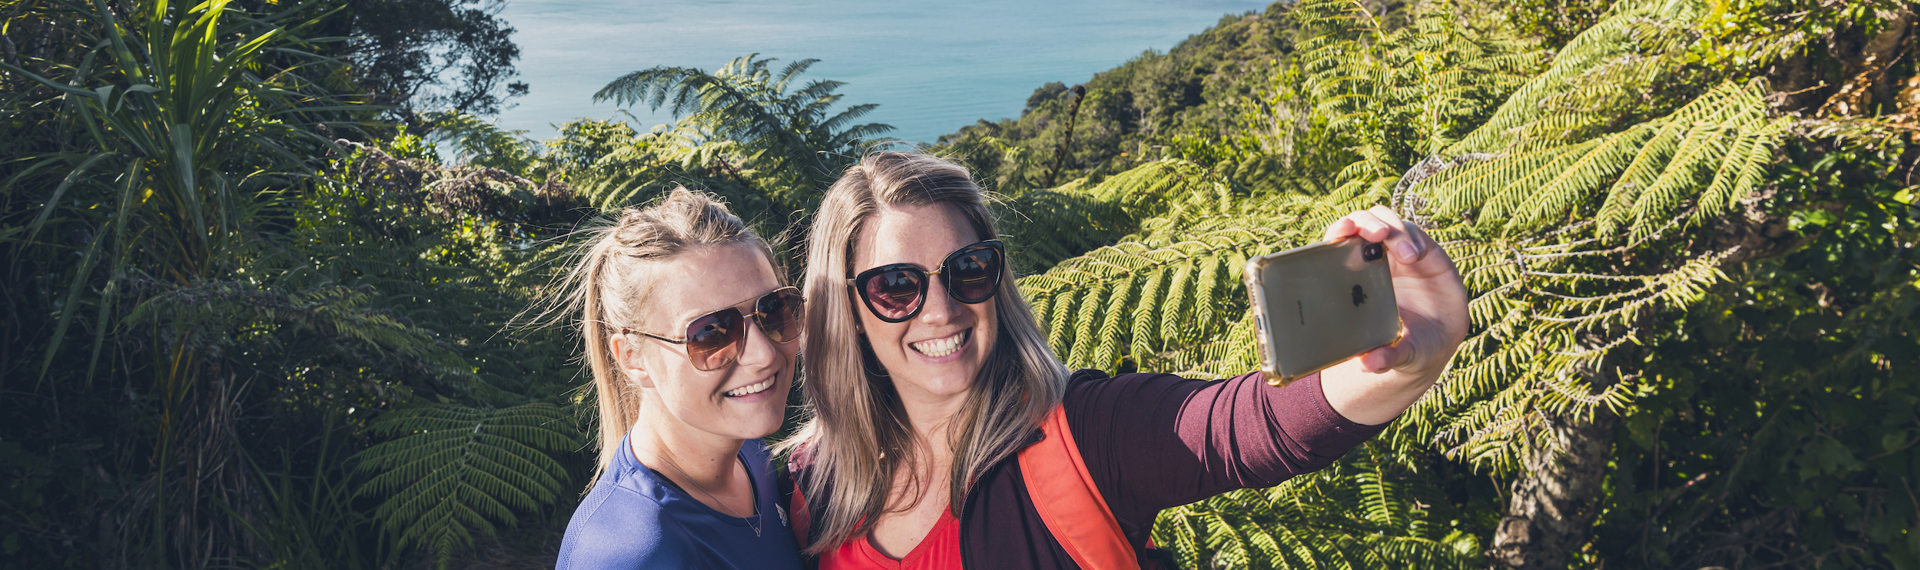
[1363,242,1384,262]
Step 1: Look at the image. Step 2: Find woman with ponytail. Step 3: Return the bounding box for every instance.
[556,187,805,569]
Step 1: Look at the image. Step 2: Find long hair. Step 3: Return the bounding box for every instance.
[556,186,778,484]
[780,152,1068,553]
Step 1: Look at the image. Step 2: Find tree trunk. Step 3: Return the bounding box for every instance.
[1489,410,1620,569]
[1042,84,1087,188]
[1817,9,1914,117]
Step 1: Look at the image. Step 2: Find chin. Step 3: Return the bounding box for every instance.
[914,371,978,398]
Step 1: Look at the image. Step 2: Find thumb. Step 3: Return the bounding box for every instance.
[1359,340,1416,373]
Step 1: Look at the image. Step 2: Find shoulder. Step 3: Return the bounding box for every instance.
[1062,368,1227,410]
[557,469,687,569]
[1064,368,1213,388]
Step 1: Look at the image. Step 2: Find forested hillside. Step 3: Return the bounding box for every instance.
[935,3,1309,194]
[3,0,1915,569]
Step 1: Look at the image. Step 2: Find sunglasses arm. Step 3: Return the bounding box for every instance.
[621,328,689,345]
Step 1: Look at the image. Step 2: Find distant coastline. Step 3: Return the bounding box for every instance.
[493,0,1275,144]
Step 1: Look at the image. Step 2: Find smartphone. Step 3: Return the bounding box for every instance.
[1243,237,1404,387]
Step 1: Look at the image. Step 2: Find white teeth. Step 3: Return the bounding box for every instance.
[911,331,967,358]
[726,379,774,397]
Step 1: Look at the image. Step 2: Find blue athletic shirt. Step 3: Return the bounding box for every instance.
[557,431,803,570]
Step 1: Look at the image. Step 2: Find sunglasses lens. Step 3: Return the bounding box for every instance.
[948,247,1002,303]
[685,309,743,370]
[756,289,805,343]
[863,268,924,321]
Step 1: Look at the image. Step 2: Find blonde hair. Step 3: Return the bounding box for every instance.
[780,152,1068,553]
[561,186,779,482]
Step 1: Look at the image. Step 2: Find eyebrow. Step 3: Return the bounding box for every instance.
[669,287,777,324]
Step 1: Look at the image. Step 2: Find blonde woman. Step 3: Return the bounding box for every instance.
[780,152,1469,569]
[556,188,805,569]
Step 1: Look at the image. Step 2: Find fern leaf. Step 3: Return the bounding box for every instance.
[1065,283,1109,370]
[354,402,583,564]
[1093,276,1138,372]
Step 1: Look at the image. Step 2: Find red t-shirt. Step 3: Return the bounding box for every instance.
[818,512,962,570]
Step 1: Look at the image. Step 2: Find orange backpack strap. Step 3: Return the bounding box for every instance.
[1018,404,1140,570]
[781,468,812,548]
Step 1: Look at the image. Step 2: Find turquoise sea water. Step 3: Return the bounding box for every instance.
[494,0,1275,144]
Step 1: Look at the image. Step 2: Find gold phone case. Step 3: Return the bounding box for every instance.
[1244,237,1405,387]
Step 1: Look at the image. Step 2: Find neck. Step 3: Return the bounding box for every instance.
[883,389,963,514]
[898,386,969,456]
[630,401,745,484]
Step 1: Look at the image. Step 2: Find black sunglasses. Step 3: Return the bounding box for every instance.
[623,286,804,371]
[848,240,1005,323]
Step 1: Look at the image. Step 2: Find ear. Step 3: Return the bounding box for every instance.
[611,334,656,389]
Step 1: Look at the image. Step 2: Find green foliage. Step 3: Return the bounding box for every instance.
[1014,160,1320,374]
[1006,0,1919,566]
[1291,0,1538,214]
[1589,130,1920,566]
[1431,80,1782,240]
[0,1,405,565]
[594,54,894,215]
[1,0,353,382]
[1001,160,1250,272]
[1396,75,1786,472]
[1441,0,1701,154]
[310,0,530,120]
[429,111,544,176]
[122,280,472,382]
[220,422,383,570]
[1016,160,1470,568]
[1496,0,1616,48]
[1153,443,1480,569]
[1401,3,1786,473]
[937,6,1302,194]
[354,402,584,568]
[0,2,588,566]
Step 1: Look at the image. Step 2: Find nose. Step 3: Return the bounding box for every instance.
[732,314,783,371]
[918,274,962,325]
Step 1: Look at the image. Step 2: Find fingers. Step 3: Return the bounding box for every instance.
[1322,216,1358,242]
[1357,341,1415,373]
[1326,206,1433,264]
[1366,206,1430,264]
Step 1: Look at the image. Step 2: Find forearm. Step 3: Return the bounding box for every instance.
[1067,371,1387,519]
[1319,358,1438,426]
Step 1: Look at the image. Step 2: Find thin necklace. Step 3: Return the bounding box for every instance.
[633,443,763,537]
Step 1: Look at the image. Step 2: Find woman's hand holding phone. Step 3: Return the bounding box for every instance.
[1316,206,1470,425]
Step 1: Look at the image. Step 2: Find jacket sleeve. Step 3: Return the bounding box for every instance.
[1061,370,1389,525]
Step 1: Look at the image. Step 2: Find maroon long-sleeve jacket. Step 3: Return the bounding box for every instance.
[785,368,1389,569]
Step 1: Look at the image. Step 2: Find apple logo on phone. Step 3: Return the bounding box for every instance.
[1351,284,1367,307]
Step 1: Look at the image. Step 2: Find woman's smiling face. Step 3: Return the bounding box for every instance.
[850,203,998,407]
[617,243,796,442]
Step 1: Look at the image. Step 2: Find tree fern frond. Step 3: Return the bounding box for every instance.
[353,402,583,565]
[1131,258,1171,367]
[1092,276,1138,371]
[1065,283,1109,369]
[1425,80,1782,241]
[1019,217,1304,375]
[773,58,821,93]
[1445,1,1703,153]
[1152,442,1479,569]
